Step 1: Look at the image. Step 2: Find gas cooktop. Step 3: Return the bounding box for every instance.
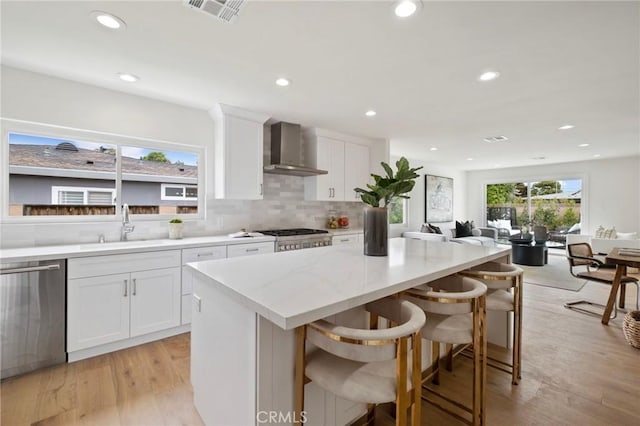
[254,228,329,237]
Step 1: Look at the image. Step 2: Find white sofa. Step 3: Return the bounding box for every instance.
[403,227,498,247]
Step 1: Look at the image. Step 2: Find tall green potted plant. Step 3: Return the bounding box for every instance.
[355,157,422,256]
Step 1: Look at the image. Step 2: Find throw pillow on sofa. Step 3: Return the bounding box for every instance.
[428,223,443,234]
[420,223,434,233]
[455,220,474,237]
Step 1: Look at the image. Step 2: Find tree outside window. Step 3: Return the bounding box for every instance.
[389,198,407,225]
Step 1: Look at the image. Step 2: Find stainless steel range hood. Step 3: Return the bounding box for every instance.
[264,122,328,177]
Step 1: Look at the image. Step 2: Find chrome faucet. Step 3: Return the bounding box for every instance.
[120,204,135,241]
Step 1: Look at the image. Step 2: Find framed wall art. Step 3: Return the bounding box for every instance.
[425,174,453,223]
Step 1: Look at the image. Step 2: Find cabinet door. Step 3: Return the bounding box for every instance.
[344,143,370,202]
[313,136,335,201]
[67,273,130,352]
[329,138,346,201]
[223,115,264,200]
[130,268,181,337]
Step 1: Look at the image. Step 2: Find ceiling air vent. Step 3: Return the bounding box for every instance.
[483,136,509,143]
[183,0,245,23]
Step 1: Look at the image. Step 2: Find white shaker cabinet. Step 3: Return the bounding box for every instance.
[67,273,130,351]
[344,142,370,201]
[304,130,370,202]
[211,104,270,200]
[304,136,345,201]
[67,250,182,355]
[129,268,181,337]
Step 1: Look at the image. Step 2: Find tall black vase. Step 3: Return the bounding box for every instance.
[363,207,388,256]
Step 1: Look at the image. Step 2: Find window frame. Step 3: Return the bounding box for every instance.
[51,186,116,205]
[1,118,206,223]
[389,197,409,228]
[160,183,198,201]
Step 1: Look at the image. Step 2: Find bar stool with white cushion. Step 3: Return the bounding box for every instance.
[294,297,426,426]
[459,261,524,385]
[403,275,488,426]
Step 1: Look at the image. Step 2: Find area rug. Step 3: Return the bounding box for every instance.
[520,253,587,292]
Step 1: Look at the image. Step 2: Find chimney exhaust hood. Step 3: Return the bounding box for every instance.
[264,122,328,177]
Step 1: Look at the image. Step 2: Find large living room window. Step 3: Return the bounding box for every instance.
[3,119,204,221]
[389,198,408,226]
[486,179,582,243]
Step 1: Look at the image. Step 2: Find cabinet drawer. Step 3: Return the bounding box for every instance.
[227,242,274,258]
[182,246,227,295]
[69,250,181,279]
[332,234,362,245]
[182,246,227,264]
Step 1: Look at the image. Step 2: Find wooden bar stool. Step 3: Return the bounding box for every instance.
[403,275,488,426]
[460,262,524,385]
[294,297,426,426]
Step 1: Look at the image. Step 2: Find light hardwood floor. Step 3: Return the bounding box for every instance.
[2,265,639,425]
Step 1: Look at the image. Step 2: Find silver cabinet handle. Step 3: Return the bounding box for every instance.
[340,238,349,242]
[1,264,60,275]
[124,279,128,297]
[260,183,263,196]
[133,278,137,296]
[246,248,259,252]
[197,253,214,257]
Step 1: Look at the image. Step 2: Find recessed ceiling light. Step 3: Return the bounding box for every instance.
[578,143,589,147]
[429,147,438,151]
[394,0,420,18]
[275,78,290,87]
[593,154,601,158]
[91,11,126,30]
[478,70,500,82]
[365,110,377,117]
[118,73,139,83]
[466,158,474,161]
[483,136,509,143]
[558,124,575,130]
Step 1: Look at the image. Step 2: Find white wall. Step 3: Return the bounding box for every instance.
[465,156,640,234]
[389,156,467,238]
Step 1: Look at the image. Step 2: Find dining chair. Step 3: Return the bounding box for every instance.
[565,243,639,318]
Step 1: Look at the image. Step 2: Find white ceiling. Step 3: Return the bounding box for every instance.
[1,1,639,170]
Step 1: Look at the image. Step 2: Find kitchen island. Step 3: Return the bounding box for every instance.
[187,238,510,425]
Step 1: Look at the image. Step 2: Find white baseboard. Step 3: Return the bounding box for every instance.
[68,324,190,362]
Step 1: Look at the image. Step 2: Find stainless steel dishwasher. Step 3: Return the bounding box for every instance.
[1,259,66,379]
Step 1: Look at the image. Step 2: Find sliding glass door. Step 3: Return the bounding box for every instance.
[486,179,582,242]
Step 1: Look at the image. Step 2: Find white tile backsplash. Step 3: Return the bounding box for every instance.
[0,173,365,249]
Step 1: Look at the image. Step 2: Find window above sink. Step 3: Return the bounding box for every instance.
[1,118,205,222]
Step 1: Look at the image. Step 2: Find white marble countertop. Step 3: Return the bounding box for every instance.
[188,238,510,330]
[0,235,276,263]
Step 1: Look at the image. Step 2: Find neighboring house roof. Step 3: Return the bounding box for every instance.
[530,190,581,200]
[9,144,197,179]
